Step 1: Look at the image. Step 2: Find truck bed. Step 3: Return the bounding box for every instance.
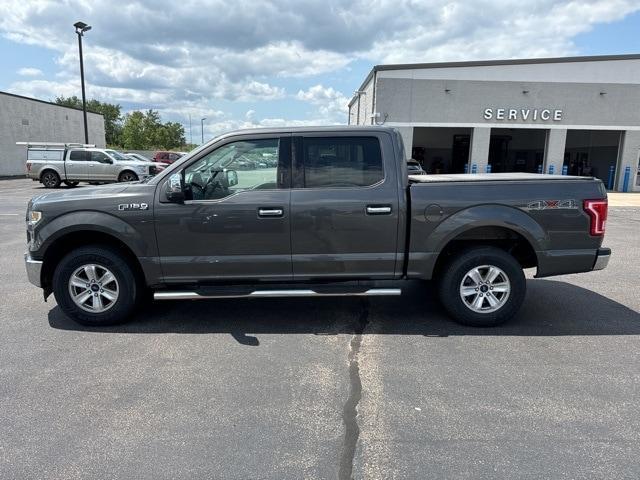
[409,172,595,183]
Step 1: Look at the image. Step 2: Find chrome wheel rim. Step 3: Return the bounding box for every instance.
[68,264,119,313]
[459,265,510,313]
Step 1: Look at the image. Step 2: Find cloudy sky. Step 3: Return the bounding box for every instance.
[1,0,639,142]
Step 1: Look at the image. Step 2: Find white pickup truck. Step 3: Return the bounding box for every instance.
[20,143,159,188]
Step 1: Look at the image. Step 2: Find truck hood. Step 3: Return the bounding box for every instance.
[30,182,150,207]
[116,160,156,168]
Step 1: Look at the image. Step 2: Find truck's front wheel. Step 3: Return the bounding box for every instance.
[52,246,138,326]
[118,171,138,182]
[438,246,526,327]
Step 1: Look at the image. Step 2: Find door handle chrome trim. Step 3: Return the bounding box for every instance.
[366,206,391,214]
[258,208,284,217]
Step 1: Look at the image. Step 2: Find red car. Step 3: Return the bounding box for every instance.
[153,151,183,164]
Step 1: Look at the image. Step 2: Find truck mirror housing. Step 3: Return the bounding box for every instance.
[225,169,238,187]
[166,173,185,203]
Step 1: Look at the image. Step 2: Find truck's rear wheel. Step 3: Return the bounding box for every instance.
[118,171,138,182]
[41,170,61,189]
[53,246,138,326]
[438,246,525,327]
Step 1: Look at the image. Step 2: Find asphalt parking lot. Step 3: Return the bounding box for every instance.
[1,178,639,479]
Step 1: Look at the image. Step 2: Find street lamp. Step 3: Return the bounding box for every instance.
[74,21,92,144]
[201,117,207,144]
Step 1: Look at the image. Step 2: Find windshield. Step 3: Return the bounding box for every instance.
[105,149,130,161]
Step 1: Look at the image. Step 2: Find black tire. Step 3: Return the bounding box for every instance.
[41,170,61,188]
[437,246,526,327]
[118,171,138,182]
[52,246,138,326]
[63,180,79,187]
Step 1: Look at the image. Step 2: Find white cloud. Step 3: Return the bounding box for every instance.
[296,84,349,122]
[1,0,639,133]
[17,67,42,76]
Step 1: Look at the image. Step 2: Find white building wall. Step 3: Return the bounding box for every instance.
[376,57,640,85]
[617,130,640,192]
[355,76,375,126]
[0,92,105,176]
[543,129,567,174]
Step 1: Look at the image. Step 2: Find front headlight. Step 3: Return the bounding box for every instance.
[28,211,42,226]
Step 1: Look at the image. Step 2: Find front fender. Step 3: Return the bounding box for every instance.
[32,210,152,259]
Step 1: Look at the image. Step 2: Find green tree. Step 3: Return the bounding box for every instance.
[120,109,186,149]
[54,96,123,145]
[120,111,146,149]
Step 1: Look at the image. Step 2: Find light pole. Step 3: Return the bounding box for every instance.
[74,21,91,144]
[201,117,207,144]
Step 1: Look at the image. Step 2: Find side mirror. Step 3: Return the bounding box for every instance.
[225,169,238,187]
[165,173,185,203]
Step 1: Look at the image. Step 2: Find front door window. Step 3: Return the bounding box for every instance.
[183,138,280,201]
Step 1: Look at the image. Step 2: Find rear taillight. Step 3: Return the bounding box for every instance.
[26,162,31,172]
[583,199,608,236]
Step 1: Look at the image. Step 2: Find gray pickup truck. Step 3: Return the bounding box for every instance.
[22,143,159,188]
[24,127,610,327]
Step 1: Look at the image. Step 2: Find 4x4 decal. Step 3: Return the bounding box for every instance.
[526,199,577,210]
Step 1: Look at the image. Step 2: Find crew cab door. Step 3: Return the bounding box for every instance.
[87,151,113,181]
[290,132,400,279]
[65,149,89,180]
[154,134,292,283]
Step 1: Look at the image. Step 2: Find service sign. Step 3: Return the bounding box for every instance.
[484,108,563,122]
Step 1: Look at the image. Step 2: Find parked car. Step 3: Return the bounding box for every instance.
[24,127,609,328]
[125,153,168,172]
[407,160,427,175]
[153,151,183,164]
[21,142,159,188]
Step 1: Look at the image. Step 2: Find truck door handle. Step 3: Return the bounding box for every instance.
[258,208,284,217]
[366,205,392,215]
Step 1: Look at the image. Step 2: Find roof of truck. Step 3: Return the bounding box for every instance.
[212,125,397,135]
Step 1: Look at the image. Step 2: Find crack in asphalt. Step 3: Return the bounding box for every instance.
[339,299,370,480]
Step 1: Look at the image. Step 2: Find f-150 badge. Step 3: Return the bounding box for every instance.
[118,203,149,211]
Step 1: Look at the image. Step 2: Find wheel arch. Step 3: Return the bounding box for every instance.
[118,169,139,181]
[41,230,146,297]
[36,211,158,295]
[413,204,546,279]
[39,167,61,182]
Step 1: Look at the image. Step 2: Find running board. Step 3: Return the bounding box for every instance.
[154,288,401,301]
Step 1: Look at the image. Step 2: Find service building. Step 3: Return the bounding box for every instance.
[348,54,640,191]
[0,91,105,176]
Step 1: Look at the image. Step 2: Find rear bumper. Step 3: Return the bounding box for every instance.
[535,247,611,277]
[592,247,611,271]
[24,252,43,288]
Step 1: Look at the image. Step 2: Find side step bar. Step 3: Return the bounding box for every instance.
[154,288,401,301]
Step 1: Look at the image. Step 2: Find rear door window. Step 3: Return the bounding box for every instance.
[301,136,383,188]
[68,150,90,161]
